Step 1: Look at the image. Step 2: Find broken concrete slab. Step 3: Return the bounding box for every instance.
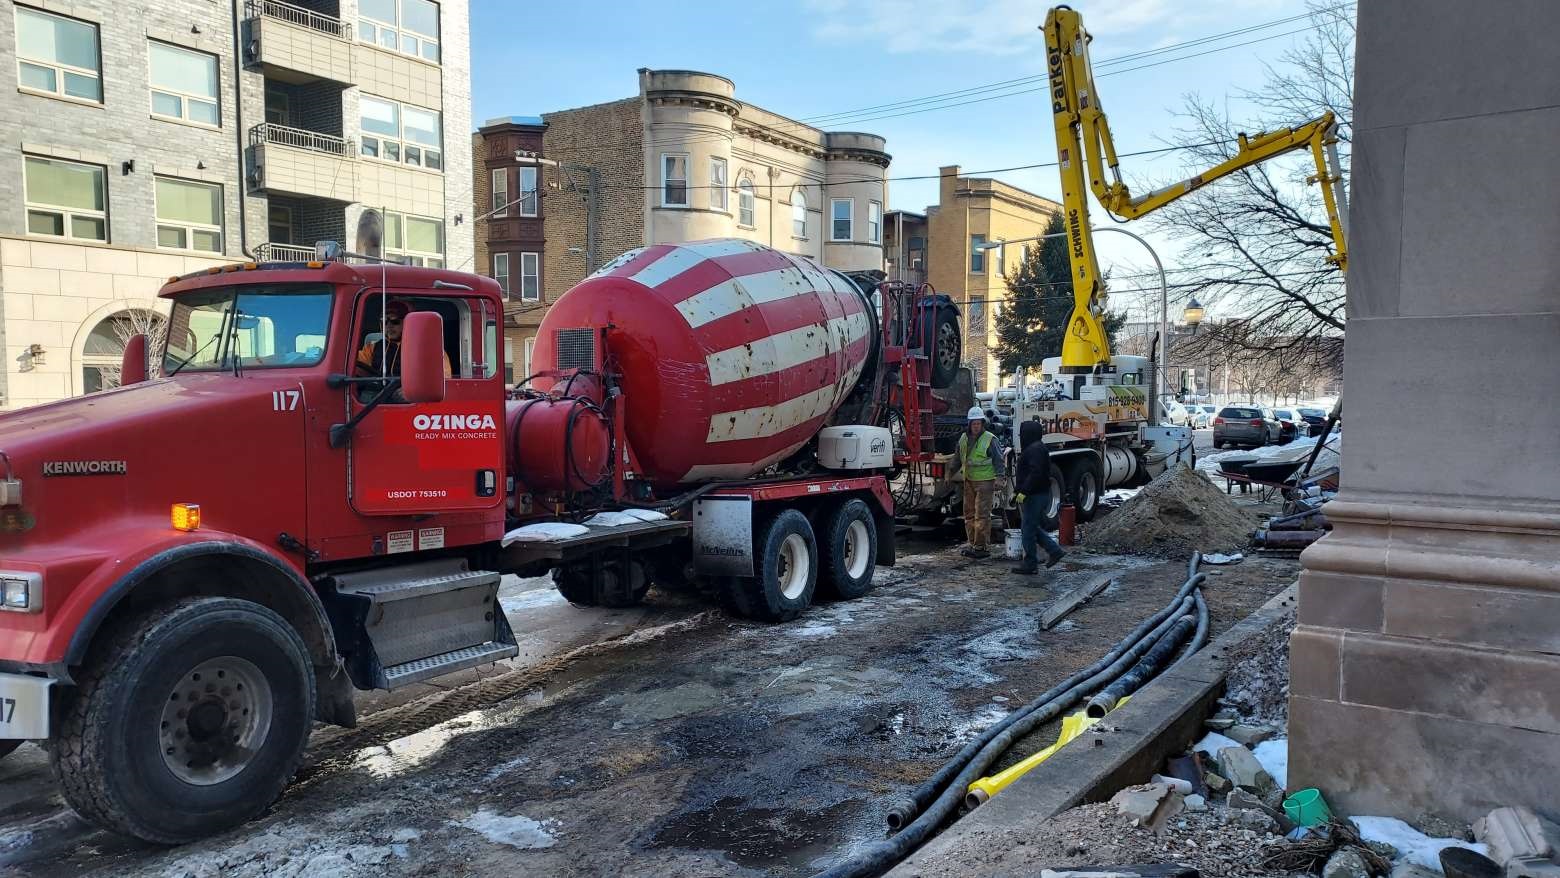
[1233,808,1279,834]
[1474,806,1560,868]
[1111,783,1184,831]
[1202,771,1230,795]
[1184,794,1206,812]
[1216,745,1275,795]
[1150,774,1194,795]
[1042,575,1115,629]
[1224,723,1276,746]
[1323,847,1372,878]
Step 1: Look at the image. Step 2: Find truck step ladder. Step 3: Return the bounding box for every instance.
[332,560,519,690]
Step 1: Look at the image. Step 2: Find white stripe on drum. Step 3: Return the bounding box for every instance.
[629,239,759,289]
[676,266,810,328]
[705,350,866,444]
[705,310,871,386]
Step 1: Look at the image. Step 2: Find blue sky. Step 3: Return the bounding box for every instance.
[470,0,1336,322]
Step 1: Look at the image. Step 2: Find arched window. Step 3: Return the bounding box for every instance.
[738,179,755,227]
[791,189,807,238]
[80,309,162,393]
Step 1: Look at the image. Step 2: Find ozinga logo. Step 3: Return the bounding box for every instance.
[413,413,497,431]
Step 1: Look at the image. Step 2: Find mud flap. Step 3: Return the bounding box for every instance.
[873,503,896,567]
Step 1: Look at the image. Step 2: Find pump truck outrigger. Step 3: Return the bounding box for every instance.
[0,239,959,843]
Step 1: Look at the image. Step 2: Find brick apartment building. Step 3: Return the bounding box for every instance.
[0,0,472,409]
[471,115,545,382]
[468,69,891,375]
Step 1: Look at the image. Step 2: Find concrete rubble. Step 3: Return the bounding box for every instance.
[1111,783,1186,831]
[1475,806,1560,877]
[1322,847,1372,878]
[1215,745,1275,796]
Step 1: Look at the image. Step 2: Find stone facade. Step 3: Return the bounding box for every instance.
[0,0,473,409]
[1289,0,1560,824]
[533,69,889,308]
[925,166,1060,392]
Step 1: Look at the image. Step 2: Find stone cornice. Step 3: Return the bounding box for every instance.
[648,93,741,119]
[733,121,826,159]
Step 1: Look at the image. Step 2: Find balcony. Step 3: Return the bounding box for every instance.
[250,123,358,203]
[246,0,354,86]
[254,242,317,262]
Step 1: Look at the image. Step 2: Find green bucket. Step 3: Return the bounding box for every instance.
[1283,788,1332,827]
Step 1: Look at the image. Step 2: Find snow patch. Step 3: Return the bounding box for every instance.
[389,827,422,843]
[1193,731,1241,761]
[499,587,567,614]
[790,623,838,638]
[949,704,1011,741]
[1350,815,1488,872]
[1252,738,1288,789]
[481,754,534,783]
[457,809,558,850]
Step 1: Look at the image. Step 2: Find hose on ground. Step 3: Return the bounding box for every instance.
[1085,611,1197,718]
[824,592,1199,878]
[881,567,1207,832]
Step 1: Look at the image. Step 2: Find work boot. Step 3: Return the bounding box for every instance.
[1045,550,1067,569]
[1011,563,1038,575]
[959,545,982,558]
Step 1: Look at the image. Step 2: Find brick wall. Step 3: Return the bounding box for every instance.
[540,98,644,302]
[471,131,490,280]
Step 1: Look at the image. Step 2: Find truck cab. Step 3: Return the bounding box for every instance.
[0,256,518,843]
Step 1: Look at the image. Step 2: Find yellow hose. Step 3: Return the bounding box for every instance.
[965,696,1131,806]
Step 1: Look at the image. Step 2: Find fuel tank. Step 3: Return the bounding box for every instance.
[532,239,878,490]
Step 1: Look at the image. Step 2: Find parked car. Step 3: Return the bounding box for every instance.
[1271,408,1302,443]
[1296,407,1328,436]
[1213,405,1282,448]
[1158,396,1192,426]
[1191,404,1217,429]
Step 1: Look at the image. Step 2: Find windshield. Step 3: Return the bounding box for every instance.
[1275,410,1293,419]
[164,285,333,374]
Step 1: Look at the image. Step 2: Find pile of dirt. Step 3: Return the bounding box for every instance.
[1084,464,1256,558]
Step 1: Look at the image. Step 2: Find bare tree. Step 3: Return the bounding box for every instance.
[97,309,168,388]
[1152,1,1354,376]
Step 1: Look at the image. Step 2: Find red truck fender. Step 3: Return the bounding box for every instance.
[46,532,337,682]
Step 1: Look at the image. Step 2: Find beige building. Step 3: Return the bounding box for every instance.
[0,0,473,409]
[534,69,890,303]
[925,166,1060,392]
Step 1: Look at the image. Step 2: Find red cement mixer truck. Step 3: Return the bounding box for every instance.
[0,238,960,842]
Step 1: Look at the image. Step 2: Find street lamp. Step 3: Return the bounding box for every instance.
[1182,297,1205,333]
[975,227,1171,421]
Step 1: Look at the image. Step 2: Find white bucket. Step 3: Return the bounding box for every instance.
[1004,528,1024,559]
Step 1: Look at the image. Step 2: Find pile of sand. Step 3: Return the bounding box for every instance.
[1084,463,1255,557]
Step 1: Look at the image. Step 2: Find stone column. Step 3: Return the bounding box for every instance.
[1289,0,1560,823]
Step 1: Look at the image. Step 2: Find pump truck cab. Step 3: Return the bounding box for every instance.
[0,238,959,843]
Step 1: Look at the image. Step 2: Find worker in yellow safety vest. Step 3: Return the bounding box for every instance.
[949,405,1005,558]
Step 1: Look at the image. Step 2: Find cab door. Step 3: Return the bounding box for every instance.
[346,292,504,516]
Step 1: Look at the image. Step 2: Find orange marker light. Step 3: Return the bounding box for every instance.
[171,503,201,532]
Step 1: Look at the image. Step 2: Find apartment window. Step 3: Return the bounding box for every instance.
[15,6,101,103]
[970,234,986,273]
[385,212,444,266]
[868,201,882,244]
[268,205,294,244]
[791,190,807,238]
[661,154,688,207]
[149,42,220,127]
[830,198,853,242]
[519,166,538,216]
[491,168,508,218]
[710,157,728,211]
[519,252,540,302]
[523,336,535,381]
[993,242,1005,278]
[503,337,514,385]
[360,96,442,170]
[264,87,291,126]
[23,156,106,241]
[359,0,440,63]
[155,178,223,253]
[492,252,511,295]
[738,179,755,227]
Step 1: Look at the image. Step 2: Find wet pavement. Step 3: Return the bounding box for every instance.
[0,529,1295,878]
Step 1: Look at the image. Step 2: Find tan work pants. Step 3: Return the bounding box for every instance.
[963,479,995,549]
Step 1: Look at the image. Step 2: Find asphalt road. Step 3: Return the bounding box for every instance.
[0,530,1295,878]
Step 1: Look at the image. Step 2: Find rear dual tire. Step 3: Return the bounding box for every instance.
[724,509,818,622]
[818,499,878,600]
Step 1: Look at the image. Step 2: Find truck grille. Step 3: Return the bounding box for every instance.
[554,328,595,371]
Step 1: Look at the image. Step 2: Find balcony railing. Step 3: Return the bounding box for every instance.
[251,122,349,157]
[254,242,317,262]
[247,0,351,39]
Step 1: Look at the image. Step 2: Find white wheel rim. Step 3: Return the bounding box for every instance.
[778,533,811,600]
[1048,476,1062,519]
[843,519,871,580]
[159,656,273,786]
[1079,472,1098,509]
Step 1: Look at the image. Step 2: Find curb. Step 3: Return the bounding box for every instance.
[887,582,1298,876]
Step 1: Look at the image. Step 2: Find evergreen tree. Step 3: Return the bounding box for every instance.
[993,213,1127,376]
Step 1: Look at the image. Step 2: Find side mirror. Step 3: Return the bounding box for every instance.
[120,334,149,386]
[400,311,446,403]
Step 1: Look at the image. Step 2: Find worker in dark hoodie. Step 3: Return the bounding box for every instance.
[1012,418,1067,574]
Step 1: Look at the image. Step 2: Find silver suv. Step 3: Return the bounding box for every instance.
[1213,405,1281,448]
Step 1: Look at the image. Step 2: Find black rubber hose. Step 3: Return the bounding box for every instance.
[882,568,1207,831]
[1085,612,1197,718]
[819,595,1197,878]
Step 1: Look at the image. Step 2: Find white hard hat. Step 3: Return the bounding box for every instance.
[967,406,985,421]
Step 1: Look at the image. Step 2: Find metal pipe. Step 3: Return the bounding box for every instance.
[230,0,255,259]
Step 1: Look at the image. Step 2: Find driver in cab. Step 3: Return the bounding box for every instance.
[355,300,452,381]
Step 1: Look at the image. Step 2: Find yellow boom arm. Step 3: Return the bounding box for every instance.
[1043,5,1349,372]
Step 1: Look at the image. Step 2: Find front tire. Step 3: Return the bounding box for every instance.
[818,499,878,600]
[928,308,961,389]
[1068,462,1102,523]
[724,509,818,622]
[52,597,315,844]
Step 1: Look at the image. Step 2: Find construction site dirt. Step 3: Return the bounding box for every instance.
[0,540,1298,878]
